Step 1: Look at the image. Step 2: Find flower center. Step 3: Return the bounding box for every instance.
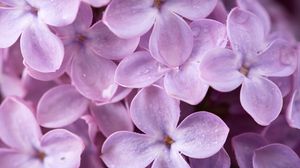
[76,34,87,43]
[164,136,174,146]
[239,66,249,76]
[36,151,46,162]
[154,0,164,9]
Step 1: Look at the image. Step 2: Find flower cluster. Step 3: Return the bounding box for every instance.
[0,0,300,167]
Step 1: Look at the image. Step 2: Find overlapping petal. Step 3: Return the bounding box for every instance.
[103,0,157,38]
[240,77,282,125]
[190,148,230,168]
[0,149,42,168]
[130,86,180,136]
[149,10,193,67]
[82,0,110,7]
[287,89,300,129]
[152,148,190,168]
[174,112,229,158]
[37,85,90,128]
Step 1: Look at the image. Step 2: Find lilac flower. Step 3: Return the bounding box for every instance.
[0,97,84,168]
[199,8,298,125]
[0,0,82,72]
[101,86,229,168]
[189,148,230,168]
[115,19,227,104]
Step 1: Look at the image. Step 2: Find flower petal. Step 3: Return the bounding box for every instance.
[199,48,244,92]
[232,133,268,168]
[149,10,193,67]
[37,85,90,128]
[87,21,139,60]
[0,8,32,48]
[165,0,217,20]
[174,112,229,158]
[71,49,118,101]
[189,19,227,61]
[237,0,271,34]
[0,97,42,150]
[82,0,109,7]
[101,131,162,168]
[103,0,157,38]
[0,149,42,168]
[21,19,64,73]
[189,148,230,168]
[115,51,167,88]
[227,8,265,58]
[130,86,180,136]
[152,148,190,168]
[91,102,133,137]
[286,89,300,129]
[164,62,209,105]
[41,129,84,168]
[1,74,26,98]
[37,0,80,27]
[240,76,282,125]
[252,39,298,77]
[253,144,300,168]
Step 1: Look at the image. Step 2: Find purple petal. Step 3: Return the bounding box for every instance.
[149,10,193,67]
[37,85,90,128]
[252,39,297,77]
[1,74,26,98]
[101,131,162,168]
[232,133,268,168]
[253,144,300,168]
[115,51,167,88]
[152,148,190,168]
[130,86,180,136]
[190,148,230,168]
[0,0,26,6]
[237,0,271,34]
[41,129,84,168]
[103,0,157,38]
[21,19,64,72]
[227,8,265,58]
[199,48,244,92]
[82,0,109,7]
[164,62,209,105]
[287,89,300,129]
[0,97,42,150]
[189,19,227,61]
[91,102,133,137]
[87,21,139,60]
[165,0,217,20]
[0,8,32,48]
[174,112,229,158]
[37,0,80,27]
[240,76,282,125]
[71,49,118,101]
[269,76,292,97]
[0,149,42,168]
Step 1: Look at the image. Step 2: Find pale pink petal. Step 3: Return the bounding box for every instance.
[237,0,271,34]
[227,8,265,58]
[91,102,133,137]
[232,133,268,168]
[130,86,180,136]
[174,112,229,158]
[189,19,227,61]
[253,144,300,168]
[252,39,297,77]
[149,10,193,67]
[199,48,244,92]
[152,148,190,168]
[87,21,139,60]
[0,97,42,151]
[0,0,26,6]
[115,51,167,88]
[41,129,85,168]
[286,89,300,129]
[37,85,90,128]
[207,1,227,23]
[0,8,32,48]
[164,62,209,105]
[240,77,282,126]
[190,148,230,168]
[101,131,162,168]
[82,0,110,7]
[0,149,42,168]
[103,0,157,38]
[269,76,292,97]
[71,49,118,101]
[21,19,64,73]
[1,74,26,97]
[165,0,218,20]
[37,0,80,27]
